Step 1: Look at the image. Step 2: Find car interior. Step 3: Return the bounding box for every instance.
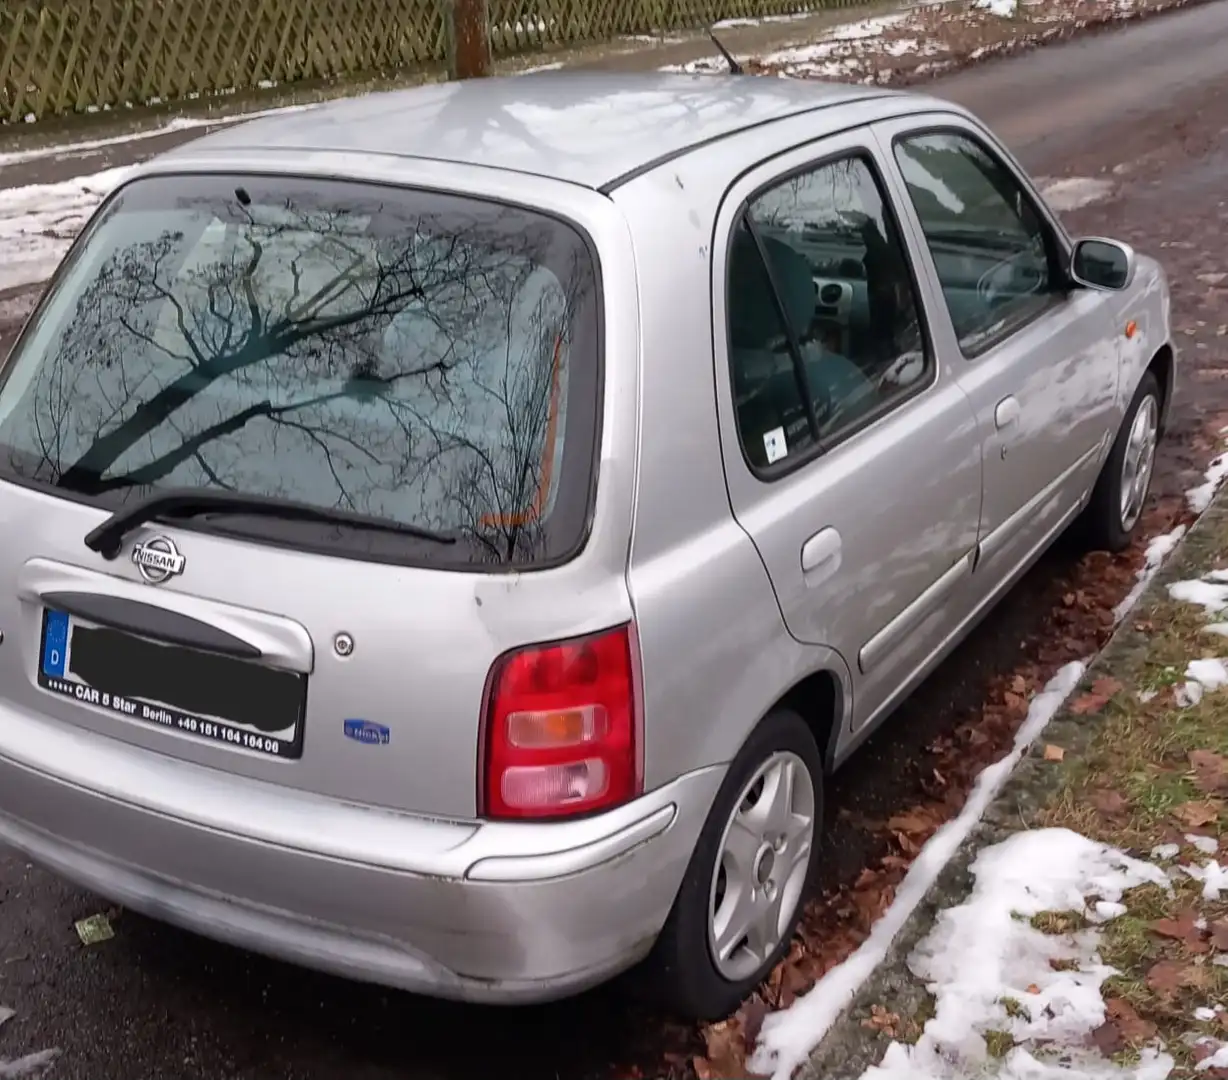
[727,214,924,469]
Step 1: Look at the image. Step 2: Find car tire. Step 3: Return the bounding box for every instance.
[638,709,823,1021]
[1080,371,1161,553]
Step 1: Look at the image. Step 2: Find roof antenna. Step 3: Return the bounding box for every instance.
[707,29,744,75]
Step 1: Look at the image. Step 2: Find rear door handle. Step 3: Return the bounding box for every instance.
[995,396,1021,430]
[801,527,842,577]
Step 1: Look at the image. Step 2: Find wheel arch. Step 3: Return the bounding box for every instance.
[1147,342,1175,437]
[773,666,846,773]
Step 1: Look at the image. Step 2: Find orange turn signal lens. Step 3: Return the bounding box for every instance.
[506,705,608,749]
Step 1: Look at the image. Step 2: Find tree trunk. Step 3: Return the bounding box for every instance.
[448,0,491,80]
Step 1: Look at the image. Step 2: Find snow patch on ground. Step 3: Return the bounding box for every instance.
[974,0,1019,17]
[1183,860,1228,901]
[1197,1044,1228,1071]
[664,12,909,76]
[0,103,318,168]
[0,165,137,291]
[1036,176,1117,211]
[1187,442,1228,515]
[857,830,1172,1080]
[751,661,1088,1080]
[1169,578,1228,614]
[0,1004,59,1078]
[1175,657,1228,707]
[1114,526,1186,622]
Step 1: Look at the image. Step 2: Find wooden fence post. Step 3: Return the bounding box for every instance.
[447,0,491,79]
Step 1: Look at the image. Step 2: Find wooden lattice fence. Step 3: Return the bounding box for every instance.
[1,0,868,124]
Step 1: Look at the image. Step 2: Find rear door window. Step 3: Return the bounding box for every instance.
[0,174,602,567]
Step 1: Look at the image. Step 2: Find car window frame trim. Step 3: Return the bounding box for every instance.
[0,169,608,576]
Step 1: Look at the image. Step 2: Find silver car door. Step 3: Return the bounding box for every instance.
[872,115,1122,584]
[711,130,982,734]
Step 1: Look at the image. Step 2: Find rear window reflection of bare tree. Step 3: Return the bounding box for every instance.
[18,196,590,563]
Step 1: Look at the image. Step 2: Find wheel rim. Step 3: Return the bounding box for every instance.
[707,750,816,982]
[1119,394,1159,533]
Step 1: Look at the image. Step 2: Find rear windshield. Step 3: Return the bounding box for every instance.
[0,173,601,568]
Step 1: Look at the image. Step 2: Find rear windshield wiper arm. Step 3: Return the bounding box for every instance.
[84,489,458,560]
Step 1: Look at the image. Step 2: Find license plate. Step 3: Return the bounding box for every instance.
[38,609,307,759]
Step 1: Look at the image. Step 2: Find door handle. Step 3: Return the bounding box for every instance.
[995,396,1021,431]
[801,527,842,575]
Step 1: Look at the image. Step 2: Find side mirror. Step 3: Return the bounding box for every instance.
[1070,237,1135,292]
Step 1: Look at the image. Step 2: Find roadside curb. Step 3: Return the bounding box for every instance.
[792,490,1228,1080]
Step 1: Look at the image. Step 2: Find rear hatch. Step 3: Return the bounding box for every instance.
[0,169,606,820]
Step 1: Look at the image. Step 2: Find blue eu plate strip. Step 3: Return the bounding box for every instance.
[42,610,70,678]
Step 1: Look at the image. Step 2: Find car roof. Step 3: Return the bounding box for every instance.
[175,72,902,191]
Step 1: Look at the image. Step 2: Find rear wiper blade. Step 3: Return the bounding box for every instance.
[84,488,458,560]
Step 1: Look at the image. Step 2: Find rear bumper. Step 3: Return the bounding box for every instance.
[0,707,724,1004]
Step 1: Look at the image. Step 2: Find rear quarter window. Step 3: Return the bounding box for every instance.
[0,173,602,568]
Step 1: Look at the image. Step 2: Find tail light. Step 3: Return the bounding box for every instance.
[481,625,641,819]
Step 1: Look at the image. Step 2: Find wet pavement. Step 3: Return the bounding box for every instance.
[3,5,1228,1079]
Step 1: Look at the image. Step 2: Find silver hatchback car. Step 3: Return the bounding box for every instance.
[0,72,1171,1021]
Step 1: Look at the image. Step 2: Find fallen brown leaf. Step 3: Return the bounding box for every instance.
[697,1018,746,1080]
[1146,958,1210,998]
[887,809,936,836]
[1069,678,1122,716]
[1173,801,1223,829]
[1189,749,1228,795]
[1090,998,1158,1055]
[1145,959,1186,997]
[1091,789,1130,817]
[1043,744,1066,763]
[861,1004,901,1038]
[1107,998,1158,1044]
[736,997,769,1048]
[1150,909,1210,954]
[1211,918,1228,951]
[1026,983,1042,995]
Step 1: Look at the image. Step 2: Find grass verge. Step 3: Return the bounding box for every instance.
[1030,516,1228,1076]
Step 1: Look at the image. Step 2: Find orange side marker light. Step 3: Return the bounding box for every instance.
[1124,320,1138,340]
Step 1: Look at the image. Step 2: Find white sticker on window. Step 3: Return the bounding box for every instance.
[763,427,787,465]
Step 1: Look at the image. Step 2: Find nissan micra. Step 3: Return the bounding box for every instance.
[0,71,1171,1021]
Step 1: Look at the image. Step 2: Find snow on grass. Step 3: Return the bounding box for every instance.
[1168,578,1228,614]
[856,830,1173,1080]
[974,0,1018,16]
[1197,1044,1228,1071]
[1174,657,1228,708]
[1185,834,1219,856]
[1182,860,1227,901]
[750,661,1088,1080]
[1187,432,1228,515]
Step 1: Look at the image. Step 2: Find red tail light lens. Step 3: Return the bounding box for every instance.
[482,625,640,819]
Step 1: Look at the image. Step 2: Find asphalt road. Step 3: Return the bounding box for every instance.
[3,5,1228,1078]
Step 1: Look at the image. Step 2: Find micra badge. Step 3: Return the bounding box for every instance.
[344,719,390,746]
